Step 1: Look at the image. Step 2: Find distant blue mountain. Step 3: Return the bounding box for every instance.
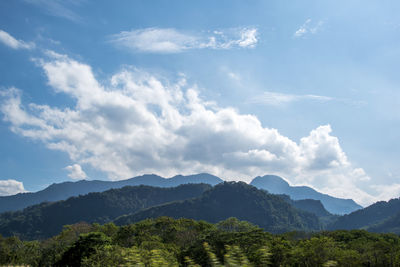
[0,173,362,216]
[0,173,223,213]
[250,175,362,215]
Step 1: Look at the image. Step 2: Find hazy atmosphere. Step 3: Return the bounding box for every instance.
[1,0,400,207]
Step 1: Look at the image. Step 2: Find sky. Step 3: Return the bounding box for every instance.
[0,0,399,206]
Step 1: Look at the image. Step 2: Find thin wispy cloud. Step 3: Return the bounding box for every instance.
[110,27,258,53]
[294,19,324,38]
[248,91,333,106]
[0,30,35,50]
[227,72,241,81]
[24,0,84,22]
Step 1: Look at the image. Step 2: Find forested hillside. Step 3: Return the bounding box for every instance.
[0,184,211,240]
[115,182,322,233]
[2,180,400,245]
[328,198,400,230]
[368,211,400,234]
[0,173,222,213]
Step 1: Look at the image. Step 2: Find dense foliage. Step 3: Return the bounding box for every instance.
[114,182,322,233]
[1,217,400,266]
[0,183,211,240]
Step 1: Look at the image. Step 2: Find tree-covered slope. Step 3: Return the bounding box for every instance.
[0,173,222,213]
[277,194,338,228]
[366,211,400,234]
[277,194,332,217]
[250,175,362,215]
[328,198,400,230]
[115,182,322,233]
[0,183,211,240]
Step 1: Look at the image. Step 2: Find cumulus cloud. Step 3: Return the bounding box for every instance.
[0,52,376,205]
[65,164,87,179]
[370,184,400,202]
[294,19,324,38]
[110,27,258,53]
[0,30,35,50]
[0,179,26,196]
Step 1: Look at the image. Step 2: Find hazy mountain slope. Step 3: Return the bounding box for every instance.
[250,175,362,215]
[277,194,338,228]
[0,173,222,213]
[328,198,400,231]
[367,211,400,234]
[292,199,331,217]
[114,182,322,233]
[0,183,211,240]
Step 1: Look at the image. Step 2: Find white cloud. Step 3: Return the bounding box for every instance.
[110,27,258,53]
[65,164,87,179]
[248,91,365,107]
[0,179,26,196]
[294,19,324,38]
[0,52,377,205]
[371,184,400,202]
[24,0,84,22]
[228,72,241,81]
[248,91,332,106]
[0,30,35,50]
[237,28,258,48]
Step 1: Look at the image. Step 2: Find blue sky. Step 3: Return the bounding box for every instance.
[0,0,399,206]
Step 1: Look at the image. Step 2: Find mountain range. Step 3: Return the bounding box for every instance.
[0,182,327,240]
[0,183,212,240]
[0,173,361,215]
[1,177,399,240]
[0,173,222,213]
[114,182,322,233]
[328,197,400,233]
[250,175,362,215]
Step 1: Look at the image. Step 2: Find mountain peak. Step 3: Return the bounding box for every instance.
[251,175,290,193]
[250,175,362,215]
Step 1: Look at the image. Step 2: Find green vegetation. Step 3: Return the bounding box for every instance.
[0,182,325,240]
[1,217,400,266]
[114,182,322,233]
[328,198,400,231]
[1,182,400,266]
[0,183,211,240]
[0,173,222,213]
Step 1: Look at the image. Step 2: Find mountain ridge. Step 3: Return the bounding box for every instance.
[0,183,212,240]
[114,182,322,233]
[250,175,362,214]
[0,173,223,213]
[1,173,362,216]
[328,198,400,231]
